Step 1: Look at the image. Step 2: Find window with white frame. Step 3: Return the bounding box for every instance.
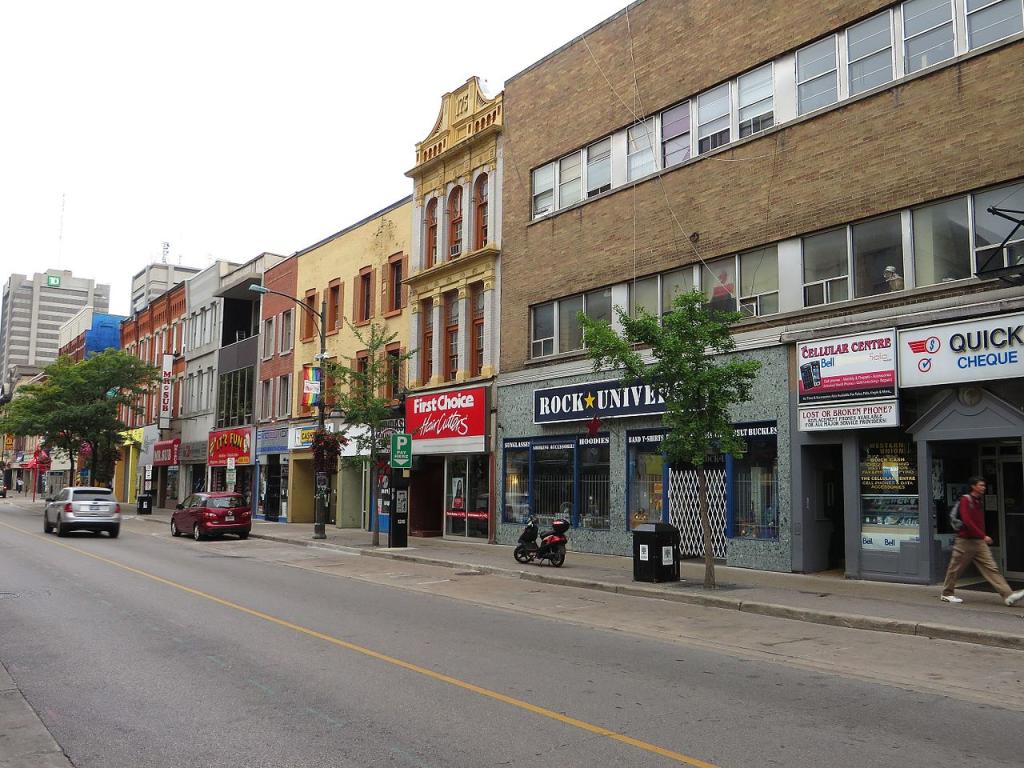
[847,11,894,95]
[902,0,956,73]
[966,0,1024,49]
[587,138,612,197]
[803,228,849,306]
[262,317,275,358]
[738,66,774,138]
[629,276,660,316]
[738,246,780,316]
[913,197,972,285]
[531,302,554,357]
[973,182,1024,271]
[661,267,694,314]
[797,36,839,114]
[702,257,737,313]
[697,84,730,153]
[278,373,291,417]
[559,151,583,208]
[627,119,656,180]
[852,213,904,297]
[280,309,293,352]
[532,164,555,218]
[661,101,691,168]
[197,369,205,410]
[260,379,272,420]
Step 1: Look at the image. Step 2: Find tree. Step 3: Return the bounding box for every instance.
[579,290,761,588]
[0,350,158,486]
[325,321,412,546]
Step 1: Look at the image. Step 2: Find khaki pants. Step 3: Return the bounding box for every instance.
[941,538,1012,598]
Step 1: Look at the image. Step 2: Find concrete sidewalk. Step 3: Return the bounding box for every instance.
[127,505,1024,652]
[0,662,73,767]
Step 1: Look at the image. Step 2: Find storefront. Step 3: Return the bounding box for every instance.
[496,347,790,565]
[286,422,336,526]
[792,315,1024,583]
[208,426,254,503]
[256,425,289,522]
[152,438,180,509]
[405,385,490,539]
[116,428,143,503]
[179,441,208,496]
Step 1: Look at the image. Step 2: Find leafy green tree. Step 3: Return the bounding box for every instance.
[579,290,761,588]
[325,321,412,546]
[0,350,157,486]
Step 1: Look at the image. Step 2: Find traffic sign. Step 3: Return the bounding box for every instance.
[390,433,412,469]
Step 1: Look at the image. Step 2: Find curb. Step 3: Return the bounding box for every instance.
[138,520,1024,653]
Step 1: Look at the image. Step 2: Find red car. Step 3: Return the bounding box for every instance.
[172,492,251,541]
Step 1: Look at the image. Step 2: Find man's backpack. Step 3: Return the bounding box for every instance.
[949,495,966,532]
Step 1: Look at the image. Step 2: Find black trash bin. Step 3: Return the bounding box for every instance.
[632,522,681,583]
[136,494,153,515]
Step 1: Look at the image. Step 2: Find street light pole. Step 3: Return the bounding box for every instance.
[249,284,329,540]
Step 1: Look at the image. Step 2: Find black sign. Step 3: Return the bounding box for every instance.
[534,379,666,424]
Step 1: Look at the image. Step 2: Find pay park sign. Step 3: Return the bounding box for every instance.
[390,433,412,470]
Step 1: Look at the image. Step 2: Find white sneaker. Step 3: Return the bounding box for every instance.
[940,594,963,604]
[1005,589,1024,606]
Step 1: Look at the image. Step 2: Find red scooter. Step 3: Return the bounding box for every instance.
[514,516,569,567]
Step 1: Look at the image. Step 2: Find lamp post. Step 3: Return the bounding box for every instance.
[249,284,328,539]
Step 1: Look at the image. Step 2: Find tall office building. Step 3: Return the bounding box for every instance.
[0,270,110,392]
[131,263,201,313]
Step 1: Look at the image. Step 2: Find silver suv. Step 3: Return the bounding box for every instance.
[44,487,121,538]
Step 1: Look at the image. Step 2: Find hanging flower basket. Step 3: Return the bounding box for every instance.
[312,429,348,474]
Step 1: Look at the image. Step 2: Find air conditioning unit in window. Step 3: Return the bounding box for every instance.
[450,244,462,257]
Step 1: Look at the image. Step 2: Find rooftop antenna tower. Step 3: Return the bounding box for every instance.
[161,241,170,264]
[57,192,66,268]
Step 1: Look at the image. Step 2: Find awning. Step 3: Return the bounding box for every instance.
[152,438,181,466]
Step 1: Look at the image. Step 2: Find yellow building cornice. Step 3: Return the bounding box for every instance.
[405,245,499,301]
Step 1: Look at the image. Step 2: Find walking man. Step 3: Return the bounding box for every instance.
[15,476,23,495]
[941,476,1024,606]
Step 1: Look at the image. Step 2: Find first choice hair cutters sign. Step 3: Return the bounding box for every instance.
[405,386,487,455]
[899,312,1024,388]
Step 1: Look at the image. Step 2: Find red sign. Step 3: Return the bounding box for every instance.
[406,386,487,441]
[207,428,253,466]
[153,438,180,466]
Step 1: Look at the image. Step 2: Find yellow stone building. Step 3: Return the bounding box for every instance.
[288,197,413,528]
[403,77,502,540]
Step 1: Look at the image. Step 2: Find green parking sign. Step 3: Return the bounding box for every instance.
[390,433,412,469]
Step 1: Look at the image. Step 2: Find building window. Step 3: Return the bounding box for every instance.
[627,119,656,180]
[425,198,438,268]
[502,444,530,524]
[803,228,849,306]
[280,309,293,352]
[902,0,956,73]
[966,0,1023,48]
[473,174,488,250]
[387,255,404,313]
[732,431,779,539]
[532,164,555,218]
[852,213,904,297]
[661,102,691,168]
[703,257,737,313]
[661,268,694,315]
[382,345,400,401]
[737,65,774,138]
[587,139,612,196]
[532,442,575,529]
[797,36,839,114]
[973,182,1024,270]
[327,280,342,330]
[260,379,272,420]
[443,292,459,381]
[355,351,369,394]
[262,317,275,358]
[558,151,583,208]
[197,370,205,411]
[579,437,610,530]
[912,197,971,285]
[470,284,484,378]
[628,433,665,529]
[302,291,316,339]
[278,373,291,417]
[558,294,584,353]
[531,302,554,358]
[421,298,434,383]
[629,275,660,317]
[448,186,463,258]
[738,246,780,316]
[847,11,894,96]
[216,367,254,428]
[358,270,372,323]
[697,84,730,154]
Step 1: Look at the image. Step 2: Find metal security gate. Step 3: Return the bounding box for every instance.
[668,466,727,559]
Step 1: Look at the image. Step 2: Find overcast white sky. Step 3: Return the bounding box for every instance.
[0,0,626,316]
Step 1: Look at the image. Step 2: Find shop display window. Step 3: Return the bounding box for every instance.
[164,467,179,503]
[502,443,530,523]
[578,436,610,530]
[860,438,919,551]
[732,438,779,539]
[445,455,489,538]
[532,442,575,530]
[628,433,666,529]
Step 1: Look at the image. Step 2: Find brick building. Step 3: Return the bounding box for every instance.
[496,0,1024,584]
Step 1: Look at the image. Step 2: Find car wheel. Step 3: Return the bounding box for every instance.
[170,519,181,537]
[193,523,203,541]
[56,516,68,537]
[108,526,120,539]
[43,513,54,534]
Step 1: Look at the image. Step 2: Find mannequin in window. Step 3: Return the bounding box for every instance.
[883,265,904,292]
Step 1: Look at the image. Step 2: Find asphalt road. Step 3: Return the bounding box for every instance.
[1,498,1020,768]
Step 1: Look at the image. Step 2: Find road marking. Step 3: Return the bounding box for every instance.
[0,518,716,767]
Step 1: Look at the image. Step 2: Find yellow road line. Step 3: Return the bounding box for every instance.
[0,518,718,768]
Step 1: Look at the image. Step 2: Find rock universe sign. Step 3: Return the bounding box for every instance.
[533,379,666,424]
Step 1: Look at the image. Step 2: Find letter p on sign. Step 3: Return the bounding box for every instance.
[390,433,413,469]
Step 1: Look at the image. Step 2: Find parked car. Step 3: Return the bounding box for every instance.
[172,492,251,541]
[44,487,121,537]
[0,482,6,498]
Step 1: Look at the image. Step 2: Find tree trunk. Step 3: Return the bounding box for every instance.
[370,426,379,547]
[698,465,716,589]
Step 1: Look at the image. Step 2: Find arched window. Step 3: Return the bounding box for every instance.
[425,198,438,268]
[473,174,488,250]
[448,186,463,258]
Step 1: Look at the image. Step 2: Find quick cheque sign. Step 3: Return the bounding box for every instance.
[899,312,1024,387]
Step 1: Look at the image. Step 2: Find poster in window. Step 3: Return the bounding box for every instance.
[859,440,917,495]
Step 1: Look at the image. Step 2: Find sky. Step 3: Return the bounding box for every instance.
[0,0,627,316]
